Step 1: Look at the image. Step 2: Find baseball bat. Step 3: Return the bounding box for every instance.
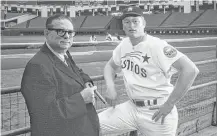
[94,89,108,105]
[87,83,108,105]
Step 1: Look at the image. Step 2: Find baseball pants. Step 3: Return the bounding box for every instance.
[98,100,178,136]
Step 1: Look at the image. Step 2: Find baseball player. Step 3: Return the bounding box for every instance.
[90,34,97,42]
[105,32,113,41]
[99,6,199,136]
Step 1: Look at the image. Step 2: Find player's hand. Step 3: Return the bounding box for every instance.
[105,85,117,108]
[105,97,117,108]
[149,102,174,124]
[80,86,97,104]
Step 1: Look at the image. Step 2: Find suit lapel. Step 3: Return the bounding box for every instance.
[40,44,84,87]
[66,51,85,85]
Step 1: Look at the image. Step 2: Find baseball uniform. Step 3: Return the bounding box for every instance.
[99,34,185,136]
[105,34,113,41]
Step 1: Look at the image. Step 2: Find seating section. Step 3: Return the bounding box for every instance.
[81,16,113,30]
[3,10,217,35]
[21,1,38,5]
[160,10,204,28]
[109,17,122,30]
[190,9,217,27]
[1,11,5,19]
[144,13,171,28]
[28,17,47,28]
[4,12,25,19]
[1,22,5,28]
[4,1,19,4]
[71,16,87,29]
[11,21,28,28]
[37,1,73,5]
[4,1,37,5]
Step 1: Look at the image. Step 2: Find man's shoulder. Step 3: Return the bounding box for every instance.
[27,50,50,68]
[115,37,129,49]
[147,34,163,43]
[147,34,168,48]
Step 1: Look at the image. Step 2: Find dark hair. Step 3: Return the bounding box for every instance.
[45,14,73,28]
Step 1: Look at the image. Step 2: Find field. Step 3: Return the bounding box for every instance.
[2,35,217,88]
[2,34,217,43]
[1,35,217,135]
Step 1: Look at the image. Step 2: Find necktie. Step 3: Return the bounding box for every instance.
[64,55,70,67]
[64,54,83,81]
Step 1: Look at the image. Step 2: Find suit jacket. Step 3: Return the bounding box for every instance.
[21,43,99,136]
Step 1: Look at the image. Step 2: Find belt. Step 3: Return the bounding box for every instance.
[132,99,158,107]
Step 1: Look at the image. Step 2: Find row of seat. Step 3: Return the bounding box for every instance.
[1,12,25,19]
[10,9,217,31]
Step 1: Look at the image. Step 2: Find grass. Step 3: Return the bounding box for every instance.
[1,35,217,55]
[1,35,217,134]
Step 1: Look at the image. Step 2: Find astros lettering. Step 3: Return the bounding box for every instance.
[121,59,147,77]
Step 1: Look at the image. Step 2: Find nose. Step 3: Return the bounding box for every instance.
[63,32,70,39]
[128,22,135,28]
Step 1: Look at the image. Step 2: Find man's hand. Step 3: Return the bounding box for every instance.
[149,102,174,124]
[85,82,93,88]
[80,86,97,104]
[105,85,117,108]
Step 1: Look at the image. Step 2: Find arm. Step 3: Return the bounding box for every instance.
[151,56,199,124]
[165,55,199,106]
[104,58,120,99]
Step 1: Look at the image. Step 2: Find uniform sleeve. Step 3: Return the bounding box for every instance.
[112,43,122,66]
[155,40,185,73]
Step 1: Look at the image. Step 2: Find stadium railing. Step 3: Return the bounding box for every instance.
[146,27,217,35]
[3,26,217,36]
[1,39,217,136]
[2,37,217,49]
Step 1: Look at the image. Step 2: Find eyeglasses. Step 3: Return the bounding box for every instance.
[123,20,141,25]
[47,28,75,37]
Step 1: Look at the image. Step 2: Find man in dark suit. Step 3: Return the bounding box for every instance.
[21,14,99,136]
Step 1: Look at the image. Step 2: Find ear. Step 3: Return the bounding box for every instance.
[142,17,146,27]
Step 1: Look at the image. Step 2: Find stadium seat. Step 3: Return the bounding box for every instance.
[191,9,217,27]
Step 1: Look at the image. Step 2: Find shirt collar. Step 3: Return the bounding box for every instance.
[46,41,66,62]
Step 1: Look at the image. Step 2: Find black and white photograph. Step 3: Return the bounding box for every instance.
[1,0,217,136]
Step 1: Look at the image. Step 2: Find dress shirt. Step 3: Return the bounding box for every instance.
[46,41,68,66]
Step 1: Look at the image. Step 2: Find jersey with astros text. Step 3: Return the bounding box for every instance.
[112,35,185,100]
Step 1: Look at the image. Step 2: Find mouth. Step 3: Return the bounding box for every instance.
[129,30,136,33]
[60,41,71,44]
